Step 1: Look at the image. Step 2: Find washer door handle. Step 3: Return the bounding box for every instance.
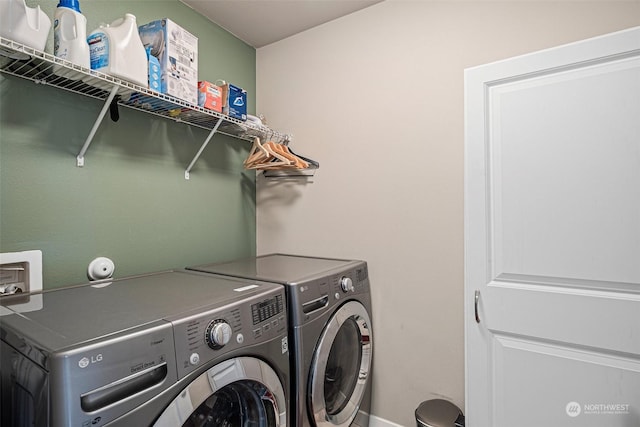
[81,363,168,412]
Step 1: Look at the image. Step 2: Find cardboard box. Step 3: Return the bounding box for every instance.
[221,83,247,121]
[198,81,223,113]
[139,19,198,105]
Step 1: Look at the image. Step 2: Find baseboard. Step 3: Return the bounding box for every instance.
[368,414,407,427]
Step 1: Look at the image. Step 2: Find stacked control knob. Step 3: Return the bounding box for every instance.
[205,319,232,350]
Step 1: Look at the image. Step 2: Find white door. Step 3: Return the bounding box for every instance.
[464,27,640,427]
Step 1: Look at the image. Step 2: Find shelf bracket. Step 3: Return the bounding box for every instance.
[184,118,224,180]
[76,85,119,167]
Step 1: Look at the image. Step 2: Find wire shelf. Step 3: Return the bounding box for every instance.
[0,37,289,144]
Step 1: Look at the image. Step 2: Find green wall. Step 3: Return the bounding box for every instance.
[0,0,258,288]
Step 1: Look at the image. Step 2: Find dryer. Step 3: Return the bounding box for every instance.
[0,270,289,427]
[188,254,374,427]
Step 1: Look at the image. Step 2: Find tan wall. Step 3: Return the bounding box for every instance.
[255,1,640,425]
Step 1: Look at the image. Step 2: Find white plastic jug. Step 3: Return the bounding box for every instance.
[87,14,147,87]
[54,0,90,69]
[0,0,51,52]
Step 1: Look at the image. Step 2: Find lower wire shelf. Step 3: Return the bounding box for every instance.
[0,36,290,178]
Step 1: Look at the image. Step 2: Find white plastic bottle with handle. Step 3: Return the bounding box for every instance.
[87,13,148,87]
[53,0,90,77]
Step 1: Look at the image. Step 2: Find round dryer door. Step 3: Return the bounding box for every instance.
[308,300,373,427]
[154,357,287,427]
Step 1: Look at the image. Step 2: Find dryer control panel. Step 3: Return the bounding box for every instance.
[290,262,370,327]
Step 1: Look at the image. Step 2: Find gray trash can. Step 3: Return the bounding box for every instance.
[415,399,464,427]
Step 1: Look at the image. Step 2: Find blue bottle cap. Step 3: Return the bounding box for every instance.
[57,0,81,13]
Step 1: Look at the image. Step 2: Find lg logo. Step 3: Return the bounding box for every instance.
[566,401,581,417]
[78,354,103,368]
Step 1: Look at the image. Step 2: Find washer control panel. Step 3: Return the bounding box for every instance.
[251,294,284,324]
[170,286,287,380]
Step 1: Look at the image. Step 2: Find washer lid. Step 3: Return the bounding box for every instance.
[189,253,363,284]
[0,270,274,351]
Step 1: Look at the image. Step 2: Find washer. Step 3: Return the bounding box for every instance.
[188,254,374,427]
[0,270,289,427]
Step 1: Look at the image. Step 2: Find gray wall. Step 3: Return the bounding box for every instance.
[255,1,640,425]
[0,0,257,288]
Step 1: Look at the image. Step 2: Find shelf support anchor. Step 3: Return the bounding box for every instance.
[184,118,224,180]
[76,85,119,167]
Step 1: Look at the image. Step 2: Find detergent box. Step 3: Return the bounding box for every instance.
[221,82,247,121]
[138,18,198,104]
[198,81,223,113]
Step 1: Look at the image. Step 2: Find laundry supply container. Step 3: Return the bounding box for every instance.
[0,0,51,51]
[415,399,464,427]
